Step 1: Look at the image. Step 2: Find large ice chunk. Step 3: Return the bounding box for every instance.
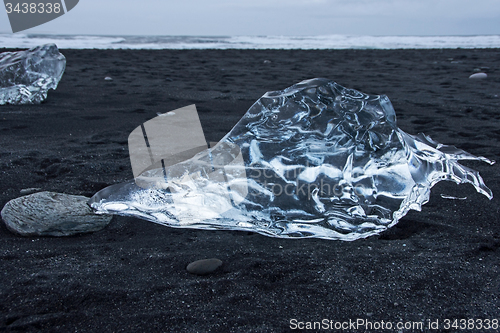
[88,78,494,241]
[0,44,66,105]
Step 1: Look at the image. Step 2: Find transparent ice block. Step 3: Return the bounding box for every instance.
[89,79,493,240]
[0,44,66,105]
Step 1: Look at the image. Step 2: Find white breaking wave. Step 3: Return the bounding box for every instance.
[1,34,499,49]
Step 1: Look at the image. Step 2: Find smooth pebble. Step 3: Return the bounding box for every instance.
[186,258,223,275]
[469,73,487,79]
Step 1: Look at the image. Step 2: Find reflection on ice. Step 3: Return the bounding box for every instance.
[88,78,493,240]
[0,44,65,105]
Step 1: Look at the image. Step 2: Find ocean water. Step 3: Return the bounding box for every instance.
[1,34,500,50]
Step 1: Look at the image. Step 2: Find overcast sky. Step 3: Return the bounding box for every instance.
[1,0,499,36]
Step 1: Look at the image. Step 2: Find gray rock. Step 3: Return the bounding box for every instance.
[1,191,112,236]
[186,258,223,275]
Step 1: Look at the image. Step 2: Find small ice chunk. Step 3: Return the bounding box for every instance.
[19,188,42,195]
[0,44,66,105]
[156,111,176,117]
[440,194,467,200]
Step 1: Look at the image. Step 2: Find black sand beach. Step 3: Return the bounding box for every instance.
[1,48,499,332]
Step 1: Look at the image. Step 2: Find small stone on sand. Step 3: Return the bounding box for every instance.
[104,77,113,81]
[469,73,487,79]
[1,191,112,236]
[186,258,223,275]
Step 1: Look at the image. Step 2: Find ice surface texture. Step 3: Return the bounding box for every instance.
[89,78,493,240]
[0,44,66,105]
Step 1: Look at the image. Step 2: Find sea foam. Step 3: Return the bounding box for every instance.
[0,34,499,49]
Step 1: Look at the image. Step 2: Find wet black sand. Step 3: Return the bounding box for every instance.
[1,48,500,332]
